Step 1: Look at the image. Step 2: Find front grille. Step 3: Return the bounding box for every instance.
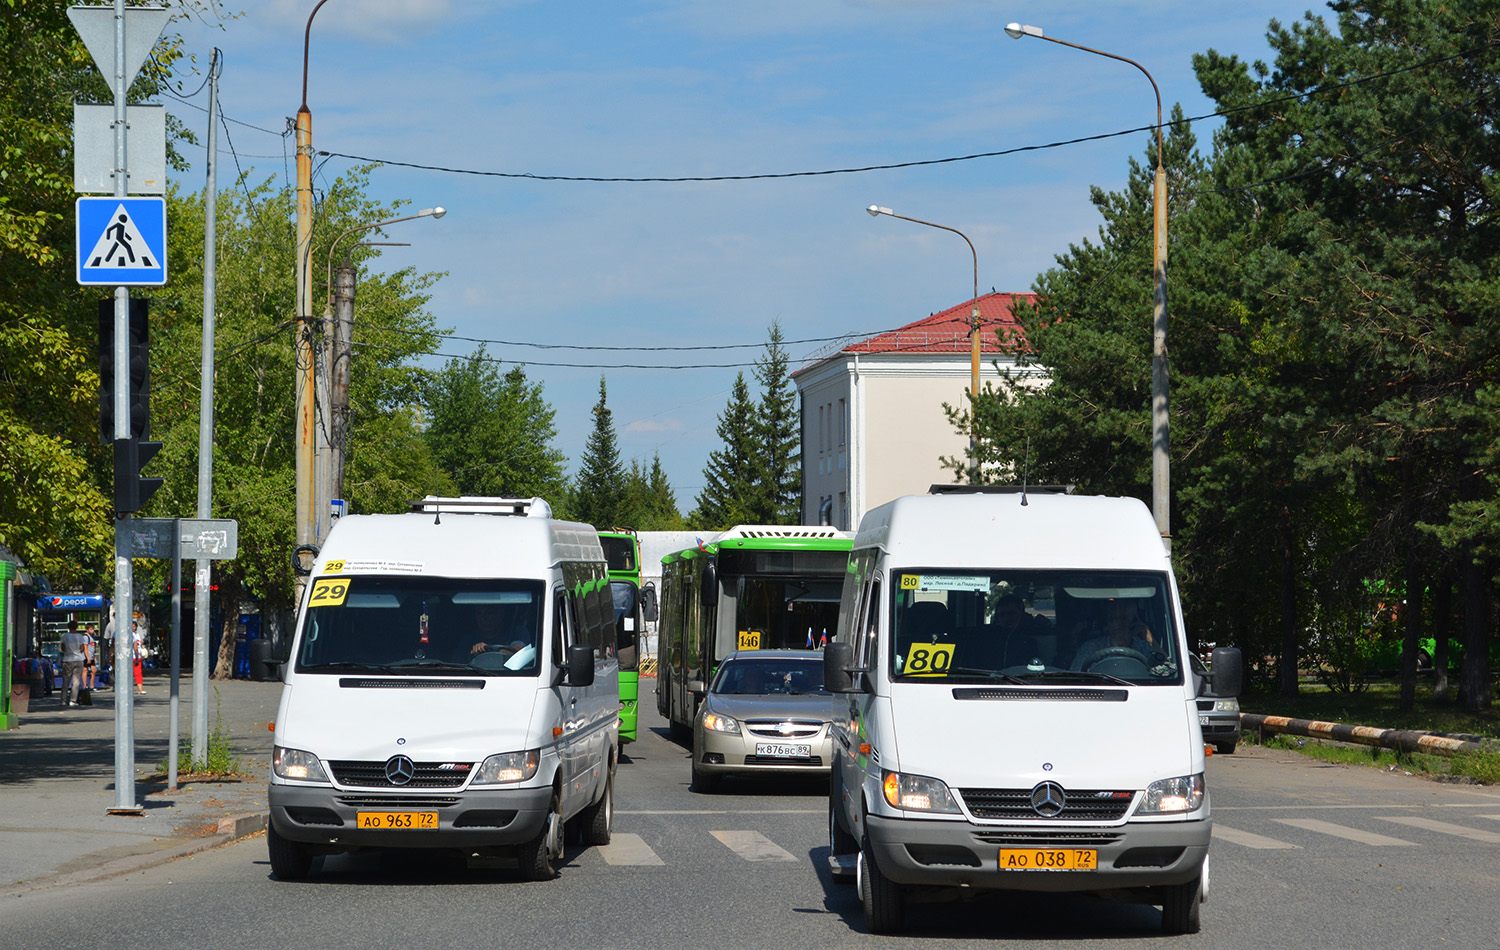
[958,787,1134,821]
[336,795,462,808]
[973,830,1125,848]
[743,755,824,767]
[329,760,473,789]
[745,720,825,740]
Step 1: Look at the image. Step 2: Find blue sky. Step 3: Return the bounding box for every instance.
[162,0,1306,508]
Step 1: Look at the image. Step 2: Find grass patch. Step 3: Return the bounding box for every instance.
[1245,733,1452,776]
[1449,750,1500,784]
[1239,679,1500,738]
[158,687,245,777]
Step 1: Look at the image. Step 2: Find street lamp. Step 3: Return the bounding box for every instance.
[867,205,982,484]
[1005,22,1171,549]
[318,207,446,524]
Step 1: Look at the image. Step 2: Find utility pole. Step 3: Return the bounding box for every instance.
[329,260,355,506]
[190,48,221,769]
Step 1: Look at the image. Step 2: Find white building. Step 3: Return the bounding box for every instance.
[793,292,1045,529]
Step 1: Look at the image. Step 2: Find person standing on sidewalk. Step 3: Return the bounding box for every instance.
[60,620,90,707]
[85,623,100,689]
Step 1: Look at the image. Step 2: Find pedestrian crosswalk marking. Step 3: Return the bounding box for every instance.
[1379,816,1500,844]
[1272,818,1416,846]
[83,203,156,269]
[597,833,665,866]
[711,830,797,862]
[1212,824,1300,850]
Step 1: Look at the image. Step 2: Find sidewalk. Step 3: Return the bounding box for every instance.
[0,670,280,894]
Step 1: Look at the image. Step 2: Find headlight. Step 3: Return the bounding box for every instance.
[1138,773,1204,814]
[882,771,960,813]
[472,750,540,785]
[273,746,329,783]
[702,712,741,734]
[1213,698,1240,713]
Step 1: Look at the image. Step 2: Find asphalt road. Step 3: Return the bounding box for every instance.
[5,696,1499,949]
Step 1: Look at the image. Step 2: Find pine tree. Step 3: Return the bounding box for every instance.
[692,373,758,529]
[751,322,801,523]
[572,376,626,528]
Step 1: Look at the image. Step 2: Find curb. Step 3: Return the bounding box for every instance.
[1,811,267,899]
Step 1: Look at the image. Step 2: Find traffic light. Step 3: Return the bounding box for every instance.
[114,436,163,514]
[98,298,150,442]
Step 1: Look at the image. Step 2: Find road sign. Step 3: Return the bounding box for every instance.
[129,518,238,560]
[74,104,166,194]
[77,196,166,286]
[67,5,170,91]
[179,519,238,560]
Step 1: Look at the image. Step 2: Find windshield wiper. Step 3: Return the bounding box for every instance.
[387,659,479,674]
[936,666,1030,685]
[299,661,403,675]
[1026,669,1136,687]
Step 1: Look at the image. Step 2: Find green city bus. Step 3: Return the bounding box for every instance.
[656,525,853,736]
[599,530,655,744]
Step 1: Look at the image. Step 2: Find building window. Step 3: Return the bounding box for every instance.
[838,398,847,446]
[839,492,849,531]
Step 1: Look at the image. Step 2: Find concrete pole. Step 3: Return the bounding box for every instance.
[1152,164,1171,553]
[191,49,221,766]
[293,100,314,599]
[331,262,355,504]
[109,0,139,815]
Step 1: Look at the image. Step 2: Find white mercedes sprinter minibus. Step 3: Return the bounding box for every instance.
[825,489,1243,934]
[268,497,618,881]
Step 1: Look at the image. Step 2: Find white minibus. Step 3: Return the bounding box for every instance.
[267,497,618,880]
[825,489,1243,934]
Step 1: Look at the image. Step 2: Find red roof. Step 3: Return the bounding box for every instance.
[845,291,1035,356]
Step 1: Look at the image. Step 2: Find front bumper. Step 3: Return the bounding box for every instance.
[268,781,552,852]
[696,726,833,777]
[863,812,1210,892]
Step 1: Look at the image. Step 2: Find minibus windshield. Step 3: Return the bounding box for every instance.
[296,575,546,676]
[890,570,1183,685]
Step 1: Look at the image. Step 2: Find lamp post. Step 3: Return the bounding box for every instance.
[866,205,982,484]
[320,208,445,522]
[1005,22,1170,549]
[294,0,336,583]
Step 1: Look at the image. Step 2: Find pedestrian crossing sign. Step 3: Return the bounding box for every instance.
[76,196,167,286]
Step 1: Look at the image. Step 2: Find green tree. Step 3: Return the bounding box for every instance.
[692,373,758,530]
[424,351,568,501]
[143,170,446,615]
[572,376,626,528]
[622,453,684,530]
[752,322,801,524]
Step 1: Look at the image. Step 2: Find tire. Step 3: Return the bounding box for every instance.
[691,756,720,794]
[1215,739,1237,755]
[1160,875,1203,934]
[858,840,905,934]
[580,770,614,846]
[829,775,858,882]
[267,823,313,881]
[517,790,563,881]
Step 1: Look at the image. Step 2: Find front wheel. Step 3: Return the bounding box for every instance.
[517,790,563,881]
[858,841,905,934]
[267,823,313,881]
[1160,874,1203,934]
[580,771,614,846]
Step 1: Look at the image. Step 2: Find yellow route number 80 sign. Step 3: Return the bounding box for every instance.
[903,642,954,676]
[309,578,350,607]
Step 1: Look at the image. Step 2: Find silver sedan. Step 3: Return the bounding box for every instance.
[691,650,835,793]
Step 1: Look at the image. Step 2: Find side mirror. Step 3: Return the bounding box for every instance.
[566,643,595,687]
[824,641,854,693]
[699,558,718,607]
[641,582,659,622]
[1209,647,1243,698]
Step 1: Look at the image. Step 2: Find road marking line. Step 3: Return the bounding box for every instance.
[1378,816,1500,843]
[1212,824,1299,849]
[1478,815,1500,823]
[711,830,797,862]
[1271,818,1416,846]
[596,833,665,866]
[620,809,822,815]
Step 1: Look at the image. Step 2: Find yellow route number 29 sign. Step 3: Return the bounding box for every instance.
[308,577,351,607]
